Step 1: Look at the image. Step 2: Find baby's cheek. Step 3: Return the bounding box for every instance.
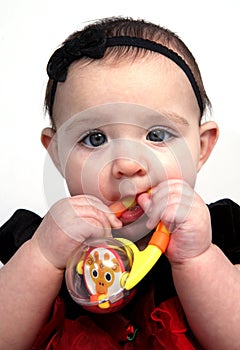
[65,153,97,196]
[173,142,198,186]
[65,168,84,196]
[153,138,198,187]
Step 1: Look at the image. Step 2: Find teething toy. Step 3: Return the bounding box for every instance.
[65,190,170,313]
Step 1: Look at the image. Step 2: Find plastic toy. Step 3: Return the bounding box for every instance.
[65,190,170,313]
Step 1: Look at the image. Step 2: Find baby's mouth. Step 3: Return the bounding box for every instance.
[119,203,144,225]
[109,194,145,226]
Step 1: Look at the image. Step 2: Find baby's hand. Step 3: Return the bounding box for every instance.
[138,180,212,265]
[31,195,122,270]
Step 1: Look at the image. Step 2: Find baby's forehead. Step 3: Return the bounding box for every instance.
[53,55,199,126]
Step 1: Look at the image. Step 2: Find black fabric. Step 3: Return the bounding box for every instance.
[0,209,42,264]
[0,198,240,319]
[209,198,240,263]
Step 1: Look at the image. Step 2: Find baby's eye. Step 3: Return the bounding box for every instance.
[146,128,173,143]
[81,130,107,147]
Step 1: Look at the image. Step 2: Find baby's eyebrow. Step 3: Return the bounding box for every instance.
[159,111,190,127]
[64,115,99,133]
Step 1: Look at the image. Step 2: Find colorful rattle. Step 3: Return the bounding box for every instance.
[65,190,170,313]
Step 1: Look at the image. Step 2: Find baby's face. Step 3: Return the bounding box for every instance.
[48,56,207,241]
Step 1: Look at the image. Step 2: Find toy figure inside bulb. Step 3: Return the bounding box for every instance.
[65,237,136,313]
[65,192,170,313]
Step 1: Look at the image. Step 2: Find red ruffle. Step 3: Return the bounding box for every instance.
[32,296,199,349]
[150,297,197,349]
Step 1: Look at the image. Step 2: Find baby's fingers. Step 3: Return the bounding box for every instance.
[137,192,159,229]
[137,192,152,213]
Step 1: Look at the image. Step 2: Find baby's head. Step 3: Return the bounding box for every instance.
[42,17,218,240]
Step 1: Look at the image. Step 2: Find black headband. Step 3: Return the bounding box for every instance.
[47,29,203,116]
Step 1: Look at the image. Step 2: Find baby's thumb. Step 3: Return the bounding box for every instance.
[137,192,152,214]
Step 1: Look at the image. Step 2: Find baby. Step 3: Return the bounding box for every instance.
[1,17,240,350]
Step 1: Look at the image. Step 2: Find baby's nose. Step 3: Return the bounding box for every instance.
[112,157,147,179]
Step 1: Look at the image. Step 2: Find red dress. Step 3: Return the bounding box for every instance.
[32,292,200,349]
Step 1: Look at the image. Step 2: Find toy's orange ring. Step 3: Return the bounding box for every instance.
[149,222,170,253]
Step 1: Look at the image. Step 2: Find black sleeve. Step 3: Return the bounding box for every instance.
[0,209,42,264]
[209,199,240,264]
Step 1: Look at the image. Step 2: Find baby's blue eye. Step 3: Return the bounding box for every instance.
[146,128,173,143]
[81,131,107,147]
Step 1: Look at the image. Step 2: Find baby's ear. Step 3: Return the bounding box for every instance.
[198,121,219,171]
[41,127,63,174]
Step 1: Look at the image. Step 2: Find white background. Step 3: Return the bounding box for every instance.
[0,0,240,226]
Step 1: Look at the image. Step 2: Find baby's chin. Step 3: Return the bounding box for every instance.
[112,213,151,244]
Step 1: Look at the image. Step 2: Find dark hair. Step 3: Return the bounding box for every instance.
[45,17,211,127]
